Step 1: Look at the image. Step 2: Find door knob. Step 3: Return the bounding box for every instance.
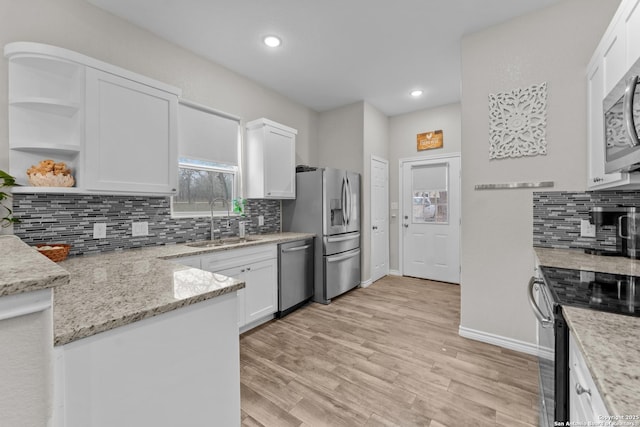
[403,224,409,228]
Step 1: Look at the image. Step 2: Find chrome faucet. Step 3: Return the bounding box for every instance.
[209,198,230,241]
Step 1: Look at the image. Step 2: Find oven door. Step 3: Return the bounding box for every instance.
[528,276,555,427]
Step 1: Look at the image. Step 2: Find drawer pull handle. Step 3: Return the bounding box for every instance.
[575,383,591,396]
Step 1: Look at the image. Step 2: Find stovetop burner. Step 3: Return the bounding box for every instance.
[540,266,640,317]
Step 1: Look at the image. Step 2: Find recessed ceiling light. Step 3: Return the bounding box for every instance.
[263,36,282,48]
[411,90,423,97]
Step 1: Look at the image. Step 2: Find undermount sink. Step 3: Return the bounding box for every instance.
[186,237,261,248]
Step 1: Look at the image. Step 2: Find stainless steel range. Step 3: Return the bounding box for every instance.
[282,168,361,304]
[529,265,640,427]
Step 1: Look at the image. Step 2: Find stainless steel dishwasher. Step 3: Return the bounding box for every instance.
[277,238,314,317]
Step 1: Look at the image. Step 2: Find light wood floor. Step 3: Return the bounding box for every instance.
[240,275,539,427]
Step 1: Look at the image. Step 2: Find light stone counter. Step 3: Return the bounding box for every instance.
[54,232,314,345]
[534,247,640,419]
[0,235,69,296]
[562,306,640,419]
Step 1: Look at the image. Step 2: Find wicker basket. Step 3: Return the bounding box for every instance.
[36,244,71,262]
[27,172,74,187]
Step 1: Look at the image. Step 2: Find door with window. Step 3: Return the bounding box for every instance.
[401,155,460,283]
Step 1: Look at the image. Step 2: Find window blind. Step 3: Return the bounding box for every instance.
[178,101,240,166]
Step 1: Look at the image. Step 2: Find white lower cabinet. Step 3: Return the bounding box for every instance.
[569,331,610,423]
[0,289,53,427]
[200,245,278,332]
[53,293,240,427]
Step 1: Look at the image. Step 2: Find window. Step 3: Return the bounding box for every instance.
[173,159,236,216]
[411,163,449,224]
[172,100,241,218]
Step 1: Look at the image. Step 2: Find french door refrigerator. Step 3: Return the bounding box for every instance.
[282,168,361,304]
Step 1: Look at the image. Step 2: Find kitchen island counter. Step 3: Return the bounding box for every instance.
[0,235,69,297]
[535,247,640,420]
[54,232,313,345]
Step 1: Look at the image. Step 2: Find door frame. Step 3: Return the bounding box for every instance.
[398,152,461,277]
[370,155,389,284]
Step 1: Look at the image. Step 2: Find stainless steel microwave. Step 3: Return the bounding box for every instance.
[604,58,640,173]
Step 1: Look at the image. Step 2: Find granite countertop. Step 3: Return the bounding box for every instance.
[54,232,314,346]
[0,235,69,297]
[562,306,640,419]
[534,247,640,418]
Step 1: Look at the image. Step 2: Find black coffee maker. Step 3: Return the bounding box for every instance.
[591,206,640,259]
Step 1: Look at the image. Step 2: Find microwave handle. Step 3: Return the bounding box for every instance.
[623,75,640,147]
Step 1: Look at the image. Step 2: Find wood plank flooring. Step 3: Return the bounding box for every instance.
[240,275,539,427]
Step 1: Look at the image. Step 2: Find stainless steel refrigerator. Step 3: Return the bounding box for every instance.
[282,168,361,304]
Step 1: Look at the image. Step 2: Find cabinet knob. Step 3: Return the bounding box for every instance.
[575,383,591,396]
[247,267,251,271]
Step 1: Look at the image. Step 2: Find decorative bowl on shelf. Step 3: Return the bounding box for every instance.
[27,172,74,187]
[35,243,71,262]
[26,159,75,187]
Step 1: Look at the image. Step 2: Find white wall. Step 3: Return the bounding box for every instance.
[459,0,620,347]
[0,0,319,173]
[388,103,462,272]
[317,102,364,173]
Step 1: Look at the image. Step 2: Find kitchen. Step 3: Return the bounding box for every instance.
[1,0,639,426]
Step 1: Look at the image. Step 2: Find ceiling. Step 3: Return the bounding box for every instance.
[88,0,562,117]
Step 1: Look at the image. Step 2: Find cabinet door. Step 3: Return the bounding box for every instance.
[625,0,640,66]
[244,258,277,324]
[215,265,246,328]
[603,26,626,96]
[263,127,295,199]
[85,68,178,194]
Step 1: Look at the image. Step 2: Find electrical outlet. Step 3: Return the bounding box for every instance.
[132,221,149,237]
[580,220,596,238]
[258,215,264,226]
[93,223,107,239]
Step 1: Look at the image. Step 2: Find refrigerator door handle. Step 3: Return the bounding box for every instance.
[341,178,348,226]
[326,248,361,263]
[345,176,351,225]
[326,233,361,243]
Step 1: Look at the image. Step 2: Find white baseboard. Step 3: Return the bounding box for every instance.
[388,269,401,276]
[458,326,540,357]
[360,278,373,288]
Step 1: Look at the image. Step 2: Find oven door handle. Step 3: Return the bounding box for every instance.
[527,276,553,328]
[623,75,640,148]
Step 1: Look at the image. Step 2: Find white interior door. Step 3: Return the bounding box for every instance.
[401,155,460,283]
[371,156,389,283]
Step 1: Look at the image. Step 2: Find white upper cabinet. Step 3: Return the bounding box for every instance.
[5,42,181,195]
[587,0,640,190]
[245,118,297,199]
[85,68,177,194]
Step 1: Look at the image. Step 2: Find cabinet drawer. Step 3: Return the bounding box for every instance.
[569,333,609,422]
[200,244,276,272]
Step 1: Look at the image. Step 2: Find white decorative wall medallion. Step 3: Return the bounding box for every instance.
[488,82,548,160]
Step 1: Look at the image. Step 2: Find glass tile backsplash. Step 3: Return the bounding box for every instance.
[533,190,640,252]
[12,193,280,256]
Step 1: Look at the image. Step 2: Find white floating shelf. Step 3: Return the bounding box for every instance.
[11,144,80,155]
[9,97,80,117]
[11,186,84,194]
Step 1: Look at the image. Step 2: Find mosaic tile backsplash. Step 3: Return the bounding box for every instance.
[533,190,640,252]
[12,194,280,256]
